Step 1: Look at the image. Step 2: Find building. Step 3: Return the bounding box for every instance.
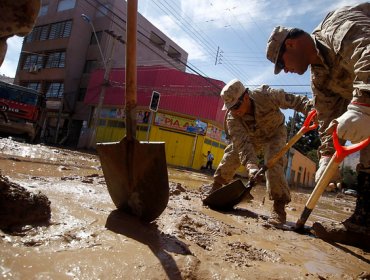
[83,65,227,169]
[14,0,188,146]
[288,148,316,188]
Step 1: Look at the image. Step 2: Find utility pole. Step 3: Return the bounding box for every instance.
[88,35,116,148]
[286,110,297,183]
[86,30,124,149]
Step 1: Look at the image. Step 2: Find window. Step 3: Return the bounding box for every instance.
[22,54,44,70]
[40,25,50,41]
[57,0,76,12]
[25,82,42,92]
[83,60,98,73]
[25,25,49,42]
[25,21,72,42]
[39,5,49,16]
[96,3,111,17]
[45,51,66,68]
[149,32,165,50]
[168,46,181,61]
[90,31,103,45]
[49,20,72,39]
[46,82,64,98]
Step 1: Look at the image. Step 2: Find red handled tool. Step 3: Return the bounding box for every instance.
[295,129,370,230]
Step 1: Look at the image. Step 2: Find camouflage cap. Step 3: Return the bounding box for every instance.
[266,26,292,74]
[220,79,246,110]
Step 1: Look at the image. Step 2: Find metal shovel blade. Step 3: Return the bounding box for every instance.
[203,179,254,211]
[97,137,169,222]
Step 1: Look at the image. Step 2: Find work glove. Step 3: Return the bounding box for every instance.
[315,156,331,183]
[246,163,265,184]
[326,103,370,143]
[246,163,259,177]
[315,156,341,192]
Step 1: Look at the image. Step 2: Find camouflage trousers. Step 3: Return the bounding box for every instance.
[214,127,290,202]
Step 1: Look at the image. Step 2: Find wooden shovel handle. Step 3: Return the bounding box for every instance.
[266,110,318,169]
[296,127,370,229]
[125,0,138,140]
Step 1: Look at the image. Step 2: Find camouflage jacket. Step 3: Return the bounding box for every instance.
[311,3,370,155]
[226,85,311,166]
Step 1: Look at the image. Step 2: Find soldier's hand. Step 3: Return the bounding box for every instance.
[246,163,259,177]
[325,104,370,143]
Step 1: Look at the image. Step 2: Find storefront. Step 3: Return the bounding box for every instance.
[94,107,228,169]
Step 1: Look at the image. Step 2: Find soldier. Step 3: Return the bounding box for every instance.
[266,3,370,247]
[0,0,41,66]
[204,79,311,226]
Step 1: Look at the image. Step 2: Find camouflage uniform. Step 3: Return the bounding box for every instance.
[308,3,370,246]
[310,3,370,173]
[214,85,311,203]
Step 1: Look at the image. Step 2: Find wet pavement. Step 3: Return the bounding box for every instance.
[0,137,369,279]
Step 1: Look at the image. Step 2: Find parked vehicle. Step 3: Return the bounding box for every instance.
[343,189,358,197]
[0,81,46,142]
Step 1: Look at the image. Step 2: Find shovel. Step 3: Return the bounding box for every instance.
[203,110,318,210]
[295,128,370,230]
[96,0,169,223]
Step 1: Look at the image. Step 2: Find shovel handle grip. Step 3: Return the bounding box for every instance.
[302,109,318,133]
[333,128,370,162]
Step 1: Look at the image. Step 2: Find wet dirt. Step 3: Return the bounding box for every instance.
[0,137,369,279]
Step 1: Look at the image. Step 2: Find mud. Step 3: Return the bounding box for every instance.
[0,175,51,230]
[0,137,369,279]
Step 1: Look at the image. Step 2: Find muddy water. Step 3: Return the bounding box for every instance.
[0,138,369,279]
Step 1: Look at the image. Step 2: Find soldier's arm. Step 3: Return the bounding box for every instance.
[259,85,312,115]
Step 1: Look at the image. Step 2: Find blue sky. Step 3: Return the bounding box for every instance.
[0,0,364,99]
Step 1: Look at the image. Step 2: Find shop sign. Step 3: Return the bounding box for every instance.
[186,119,207,135]
[155,113,197,133]
[100,108,150,124]
[206,123,223,141]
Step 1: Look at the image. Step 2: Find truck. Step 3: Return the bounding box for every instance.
[0,81,46,142]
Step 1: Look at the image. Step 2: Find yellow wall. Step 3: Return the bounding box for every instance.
[289,148,316,188]
[95,111,227,170]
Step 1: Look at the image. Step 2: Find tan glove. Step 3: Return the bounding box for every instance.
[326,104,370,143]
[315,156,331,183]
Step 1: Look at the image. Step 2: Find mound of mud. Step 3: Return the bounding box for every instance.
[0,175,51,230]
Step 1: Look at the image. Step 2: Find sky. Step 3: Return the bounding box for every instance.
[0,0,365,98]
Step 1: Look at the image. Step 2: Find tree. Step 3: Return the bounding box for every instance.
[286,112,320,165]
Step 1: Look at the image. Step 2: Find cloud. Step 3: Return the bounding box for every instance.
[180,0,268,30]
[0,36,23,77]
[141,13,207,61]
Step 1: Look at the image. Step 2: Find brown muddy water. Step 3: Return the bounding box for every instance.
[0,137,369,279]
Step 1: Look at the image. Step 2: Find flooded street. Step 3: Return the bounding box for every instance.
[0,137,369,279]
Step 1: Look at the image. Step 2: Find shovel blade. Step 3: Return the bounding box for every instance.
[203,179,253,211]
[97,137,169,222]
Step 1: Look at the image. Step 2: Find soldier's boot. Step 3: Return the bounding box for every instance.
[312,171,370,250]
[267,199,287,226]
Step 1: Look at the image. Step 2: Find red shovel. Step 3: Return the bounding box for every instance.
[295,129,370,230]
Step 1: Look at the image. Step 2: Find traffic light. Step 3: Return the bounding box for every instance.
[149,91,160,112]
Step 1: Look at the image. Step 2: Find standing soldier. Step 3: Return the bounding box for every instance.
[203,79,311,227]
[266,3,370,247]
